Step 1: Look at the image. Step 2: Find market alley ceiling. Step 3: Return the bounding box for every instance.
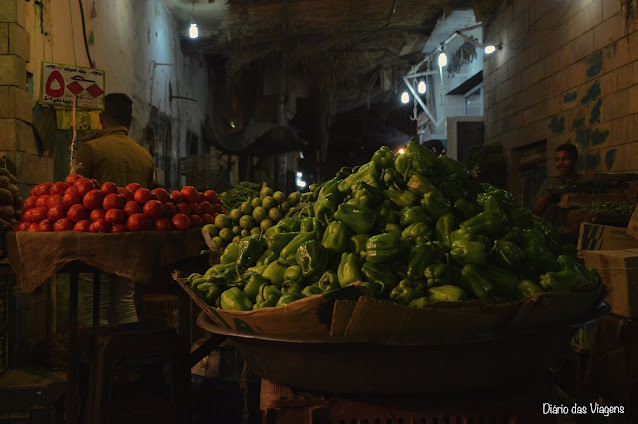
[161,0,492,108]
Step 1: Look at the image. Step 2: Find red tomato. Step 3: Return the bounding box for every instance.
[163,202,177,218]
[123,200,142,216]
[18,221,30,231]
[65,174,84,187]
[111,223,128,233]
[180,186,199,203]
[50,181,69,195]
[74,178,96,196]
[150,188,170,203]
[47,194,64,208]
[12,223,19,232]
[171,213,191,230]
[126,213,153,231]
[143,200,165,219]
[212,203,224,213]
[27,207,48,223]
[189,203,202,216]
[100,182,118,195]
[73,219,91,232]
[133,188,152,204]
[67,204,89,222]
[169,190,185,204]
[202,213,215,224]
[199,201,214,215]
[175,202,192,216]
[83,189,105,210]
[37,220,53,232]
[27,223,39,232]
[90,208,106,221]
[125,182,142,193]
[89,179,100,188]
[197,192,206,203]
[33,182,53,196]
[35,195,50,208]
[63,187,82,207]
[102,193,124,210]
[154,218,173,231]
[204,190,218,204]
[104,208,127,224]
[212,212,219,218]
[53,218,74,232]
[89,219,111,233]
[47,204,68,222]
[118,187,135,202]
[23,195,38,210]
[190,215,203,228]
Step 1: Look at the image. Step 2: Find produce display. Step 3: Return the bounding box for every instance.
[13,173,228,232]
[572,202,635,215]
[0,168,23,231]
[186,142,602,311]
[218,181,262,210]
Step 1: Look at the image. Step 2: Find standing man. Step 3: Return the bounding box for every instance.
[75,93,155,326]
[532,143,583,226]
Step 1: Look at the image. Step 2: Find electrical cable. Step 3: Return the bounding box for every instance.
[68,0,77,65]
[77,0,94,68]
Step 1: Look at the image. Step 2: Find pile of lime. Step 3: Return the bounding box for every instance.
[203,184,302,248]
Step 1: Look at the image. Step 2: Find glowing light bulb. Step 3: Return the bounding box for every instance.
[484,45,496,54]
[189,23,199,39]
[398,148,405,154]
[438,52,447,67]
[400,91,410,104]
[417,80,426,94]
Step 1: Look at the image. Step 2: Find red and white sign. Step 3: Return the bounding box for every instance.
[41,62,105,110]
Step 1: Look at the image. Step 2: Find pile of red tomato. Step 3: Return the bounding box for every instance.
[14,174,228,233]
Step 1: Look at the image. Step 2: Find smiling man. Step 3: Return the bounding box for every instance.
[532,143,582,225]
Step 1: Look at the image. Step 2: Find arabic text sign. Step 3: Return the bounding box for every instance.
[41,62,106,110]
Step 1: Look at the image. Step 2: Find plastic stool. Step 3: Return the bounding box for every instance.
[69,326,185,424]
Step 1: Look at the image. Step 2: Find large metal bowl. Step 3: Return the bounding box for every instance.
[197,302,609,395]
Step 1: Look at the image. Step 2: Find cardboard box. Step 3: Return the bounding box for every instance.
[578,223,638,252]
[626,204,638,241]
[582,249,638,318]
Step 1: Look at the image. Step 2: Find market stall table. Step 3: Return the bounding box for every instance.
[5,229,207,424]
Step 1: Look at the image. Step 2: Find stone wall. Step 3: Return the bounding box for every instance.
[484,0,638,178]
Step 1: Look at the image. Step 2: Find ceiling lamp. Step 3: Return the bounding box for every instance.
[438,51,447,68]
[189,1,199,39]
[400,91,410,104]
[417,80,426,94]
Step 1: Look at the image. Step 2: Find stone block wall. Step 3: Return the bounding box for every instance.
[484,0,638,177]
[0,0,53,193]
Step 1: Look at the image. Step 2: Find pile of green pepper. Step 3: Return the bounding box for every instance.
[188,142,601,310]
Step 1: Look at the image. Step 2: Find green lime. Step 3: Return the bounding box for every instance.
[232,235,241,244]
[272,191,286,205]
[214,214,232,228]
[279,201,290,213]
[201,224,219,237]
[261,196,276,210]
[252,206,268,222]
[212,236,224,247]
[240,229,250,238]
[260,219,274,231]
[229,208,242,222]
[239,215,255,229]
[251,197,262,208]
[309,183,318,192]
[218,228,233,242]
[232,225,241,235]
[240,201,253,216]
[260,186,273,199]
[268,207,282,222]
[250,227,261,236]
[287,191,301,206]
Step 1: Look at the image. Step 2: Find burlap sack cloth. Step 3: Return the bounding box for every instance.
[6,229,206,294]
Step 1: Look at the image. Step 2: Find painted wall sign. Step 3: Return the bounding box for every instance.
[41,62,105,110]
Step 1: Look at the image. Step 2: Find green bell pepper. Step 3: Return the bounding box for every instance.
[338,161,381,192]
[440,173,469,201]
[254,283,282,308]
[459,264,494,301]
[220,287,254,311]
[459,211,503,237]
[384,223,402,236]
[296,240,328,279]
[267,232,301,253]
[384,187,418,207]
[277,218,301,233]
[313,198,337,224]
[371,146,396,169]
[382,167,403,190]
[435,155,469,178]
[539,269,580,291]
[450,240,487,266]
[300,217,315,232]
[407,244,435,280]
[276,293,304,306]
[237,236,265,268]
[337,252,362,287]
[190,276,207,291]
[421,189,453,220]
[399,206,431,227]
[220,242,240,264]
[435,213,454,248]
[334,203,376,234]
[243,273,268,301]
[401,222,432,245]
[365,232,402,264]
[488,240,526,270]
[361,261,399,294]
[509,206,534,228]
[556,255,600,288]
[376,199,399,228]
[518,279,544,298]
[426,241,448,261]
[322,221,351,254]
[256,249,278,267]
[279,232,316,265]
[349,234,370,255]
[317,177,344,205]
[203,284,224,305]
[284,265,303,283]
[406,174,434,196]
[301,285,324,297]
[261,260,287,288]
[424,263,452,287]
[281,280,304,296]
[454,198,482,221]
[390,279,426,305]
[428,284,467,302]
[316,270,340,293]
[408,296,430,307]
[405,140,437,168]
[480,266,519,300]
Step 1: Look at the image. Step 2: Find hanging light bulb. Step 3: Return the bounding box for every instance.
[438,52,447,67]
[400,91,410,104]
[189,1,199,39]
[417,80,426,94]
[484,45,496,54]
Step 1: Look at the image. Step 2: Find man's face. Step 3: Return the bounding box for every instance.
[555,150,575,176]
